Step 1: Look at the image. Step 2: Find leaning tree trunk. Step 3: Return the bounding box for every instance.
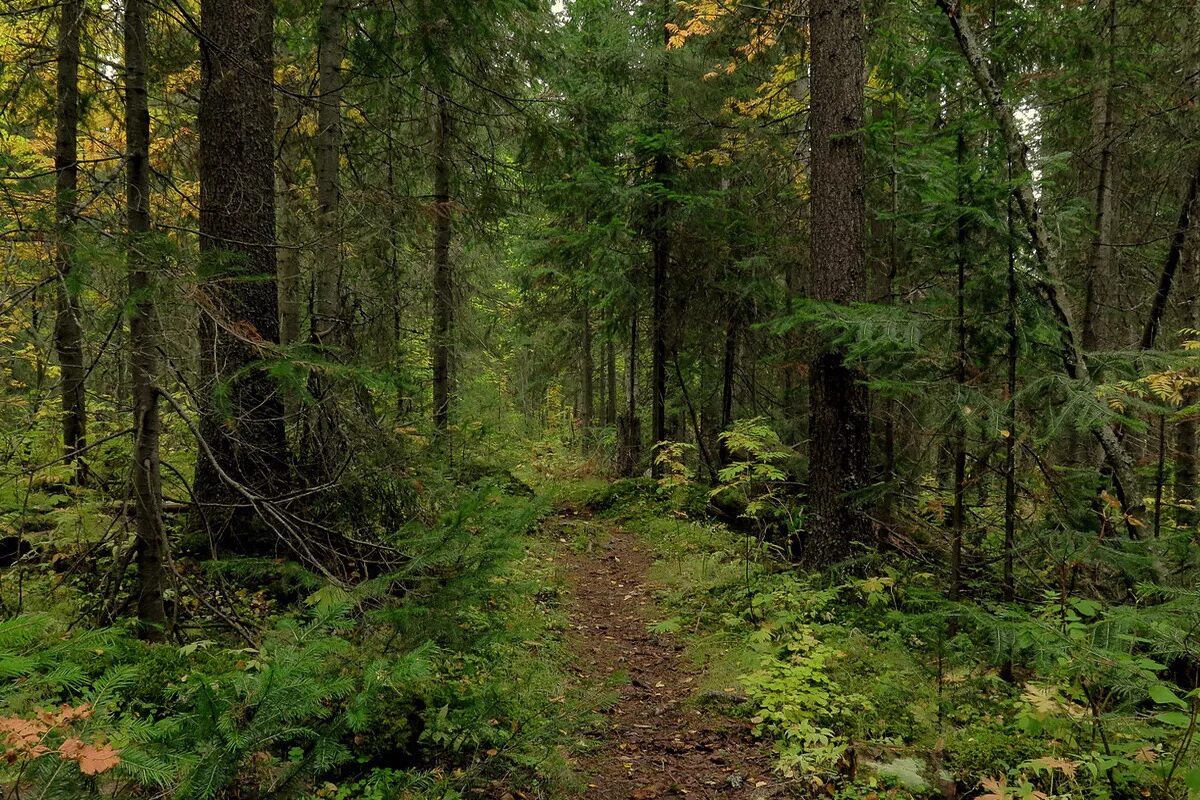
[125,0,167,640]
[938,0,1144,530]
[804,0,872,566]
[195,0,289,545]
[431,92,453,432]
[54,0,87,485]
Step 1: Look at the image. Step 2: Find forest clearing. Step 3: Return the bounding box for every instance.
[2,0,1200,797]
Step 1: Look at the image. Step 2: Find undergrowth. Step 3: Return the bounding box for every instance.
[570,471,1200,800]
[0,453,585,800]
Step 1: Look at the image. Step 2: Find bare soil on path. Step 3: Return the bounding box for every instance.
[558,521,778,800]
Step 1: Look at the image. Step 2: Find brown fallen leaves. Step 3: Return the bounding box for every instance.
[0,703,121,776]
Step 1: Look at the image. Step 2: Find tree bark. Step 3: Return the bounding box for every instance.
[1080,0,1118,354]
[1175,241,1199,526]
[618,308,641,476]
[313,0,344,350]
[304,0,346,473]
[126,0,167,640]
[938,0,1144,530]
[195,0,289,543]
[54,0,88,485]
[580,303,594,439]
[804,0,872,566]
[650,5,671,472]
[431,92,453,431]
[1141,157,1200,351]
[605,317,617,426]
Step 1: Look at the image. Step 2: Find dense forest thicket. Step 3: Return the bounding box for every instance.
[1,0,1200,797]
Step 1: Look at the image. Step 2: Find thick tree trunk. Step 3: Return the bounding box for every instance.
[54,0,87,485]
[939,0,1144,530]
[126,0,167,640]
[804,0,871,566]
[431,93,453,431]
[195,0,288,543]
[304,0,346,473]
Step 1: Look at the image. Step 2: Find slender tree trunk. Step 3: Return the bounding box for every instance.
[1175,242,1199,525]
[721,310,737,432]
[618,308,641,476]
[54,0,87,485]
[126,0,166,640]
[805,0,871,566]
[1141,157,1200,350]
[195,0,288,544]
[1004,173,1018,604]
[314,0,344,349]
[650,5,671,473]
[1080,0,1118,354]
[950,129,968,608]
[939,0,1144,530]
[580,303,594,439]
[431,92,453,431]
[605,318,617,426]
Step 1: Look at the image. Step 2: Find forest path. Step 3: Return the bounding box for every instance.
[557,516,778,800]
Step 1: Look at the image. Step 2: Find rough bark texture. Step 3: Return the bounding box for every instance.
[939,0,1144,529]
[195,0,288,544]
[804,0,872,566]
[54,0,87,485]
[1080,0,1118,353]
[431,93,453,431]
[304,0,346,473]
[126,0,167,640]
[314,0,344,348]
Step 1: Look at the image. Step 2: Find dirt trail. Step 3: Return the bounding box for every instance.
[560,524,777,799]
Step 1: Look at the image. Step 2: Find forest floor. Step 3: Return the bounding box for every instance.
[555,510,778,800]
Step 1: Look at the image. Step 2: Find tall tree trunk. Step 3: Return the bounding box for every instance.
[305,0,345,472]
[950,129,968,607]
[126,0,167,640]
[54,0,87,485]
[314,0,344,349]
[1080,0,1118,354]
[1141,157,1200,350]
[939,0,1144,531]
[1004,164,1018,604]
[431,92,453,431]
[195,0,288,544]
[650,4,670,473]
[580,303,594,440]
[605,317,617,426]
[1175,241,1199,526]
[805,0,871,566]
[618,309,641,476]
